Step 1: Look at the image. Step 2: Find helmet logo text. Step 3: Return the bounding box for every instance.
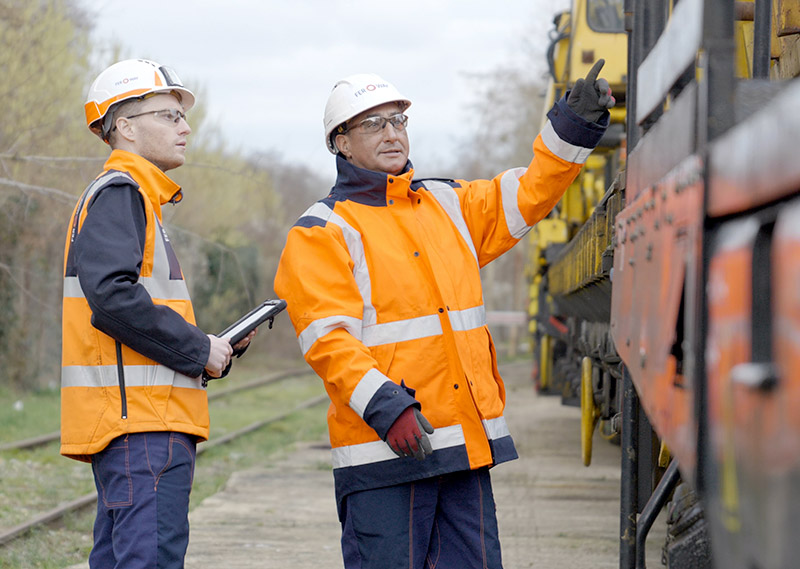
[354,83,389,97]
[116,76,139,86]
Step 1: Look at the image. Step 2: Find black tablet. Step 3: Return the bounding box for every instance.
[218,299,287,344]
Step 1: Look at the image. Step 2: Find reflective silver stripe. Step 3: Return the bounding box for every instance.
[300,312,445,354]
[331,424,466,469]
[63,276,84,298]
[137,275,191,301]
[362,314,442,347]
[62,364,202,390]
[423,181,479,264]
[304,202,377,327]
[349,368,391,418]
[299,314,363,355]
[483,416,511,441]
[448,306,486,332]
[85,171,131,202]
[540,121,594,164]
[64,273,189,302]
[499,167,532,239]
[143,217,190,300]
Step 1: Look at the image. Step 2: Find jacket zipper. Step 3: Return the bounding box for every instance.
[115,341,128,419]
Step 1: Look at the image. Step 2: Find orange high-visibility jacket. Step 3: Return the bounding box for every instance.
[274,96,607,506]
[61,150,210,462]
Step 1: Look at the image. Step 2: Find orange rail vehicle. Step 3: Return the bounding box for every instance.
[529,0,800,567]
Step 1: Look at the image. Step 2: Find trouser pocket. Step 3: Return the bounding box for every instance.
[92,436,133,508]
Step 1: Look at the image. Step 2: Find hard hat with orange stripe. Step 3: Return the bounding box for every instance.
[85,59,195,143]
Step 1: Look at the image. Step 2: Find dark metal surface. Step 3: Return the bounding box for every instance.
[626,83,697,201]
[753,0,772,78]
[636,460,680,568]
[620,368,638,569]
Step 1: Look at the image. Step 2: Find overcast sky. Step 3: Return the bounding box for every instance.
[83,1,569,181]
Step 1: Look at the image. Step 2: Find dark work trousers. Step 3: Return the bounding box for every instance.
[341,468,503,569]
[89,431,196,569]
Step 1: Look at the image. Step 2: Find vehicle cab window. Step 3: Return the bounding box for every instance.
[587,0,624,32]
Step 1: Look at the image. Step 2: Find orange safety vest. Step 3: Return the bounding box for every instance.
[275,100,600,505]
[61,150,208,462]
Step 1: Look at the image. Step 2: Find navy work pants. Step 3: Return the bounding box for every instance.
[89,432,196,569]
[341,468,503,569]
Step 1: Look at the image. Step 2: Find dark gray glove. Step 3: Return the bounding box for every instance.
[567,59,615,123]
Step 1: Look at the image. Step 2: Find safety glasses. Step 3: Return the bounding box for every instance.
[343,113,408,135]
[125,108,187,125]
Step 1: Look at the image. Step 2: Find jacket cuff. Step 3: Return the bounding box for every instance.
[362,380,420,440]
[546,93,610,150]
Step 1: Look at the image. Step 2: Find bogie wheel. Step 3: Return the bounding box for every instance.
[581,356,599,466]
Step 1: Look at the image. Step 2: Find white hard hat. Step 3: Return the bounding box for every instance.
[323,73,411,154]
[85,59,196,142]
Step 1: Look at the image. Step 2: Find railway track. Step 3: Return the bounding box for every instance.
[0,368,308,453]
[0,367,322,547]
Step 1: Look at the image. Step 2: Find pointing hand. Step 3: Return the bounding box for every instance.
[567,59,615,123]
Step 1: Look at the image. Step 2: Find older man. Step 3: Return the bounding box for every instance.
[274,63,613,569]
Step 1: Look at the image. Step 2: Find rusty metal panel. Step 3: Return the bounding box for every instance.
[610,154,704,474]
[771,198,800,472]
[704,199,800,567]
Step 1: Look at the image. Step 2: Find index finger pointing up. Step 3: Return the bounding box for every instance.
[585,59,606,84]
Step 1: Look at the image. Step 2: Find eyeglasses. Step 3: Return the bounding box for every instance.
[125,108,187,125]
[341,113,408,135]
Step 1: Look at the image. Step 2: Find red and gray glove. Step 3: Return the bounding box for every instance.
[567,59,615,123]
[385,407,434,461]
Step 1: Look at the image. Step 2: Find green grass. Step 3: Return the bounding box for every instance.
[0,387,61,444]
[0,354,328,569]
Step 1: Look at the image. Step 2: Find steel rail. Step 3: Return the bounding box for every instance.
[0,368,311,453]
[0,389,327,547]
[0,431,61,453]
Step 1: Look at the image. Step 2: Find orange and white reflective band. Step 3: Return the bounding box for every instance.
[348,368,391,418]
[541,121,596,164]
[329,416,511,469]
[331,424,467,469]
[298,307,487,356]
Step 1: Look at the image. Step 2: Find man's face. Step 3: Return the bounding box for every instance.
[335,102,409,175]
[118,93,191,171]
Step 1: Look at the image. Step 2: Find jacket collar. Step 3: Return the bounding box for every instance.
[103,149,183,219]
[331,154,416,206]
